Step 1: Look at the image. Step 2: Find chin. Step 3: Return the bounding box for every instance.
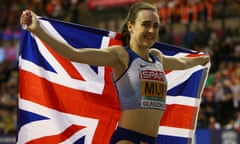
[143,41,154,48]
[145,39,156,45]
[141,44,153,49]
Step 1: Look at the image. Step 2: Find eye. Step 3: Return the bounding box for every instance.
[153,23,160,29]
[142,22,151,28]
[141,21,160,29]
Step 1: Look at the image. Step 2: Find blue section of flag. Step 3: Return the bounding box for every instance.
[167,68,205,98]
[40,17,107,49]
[153,42,198,56]
[73,136,85,144]
[40,17,104,73]
[157,135,191,144]
[19,30,56,72]
[17,109,49,129]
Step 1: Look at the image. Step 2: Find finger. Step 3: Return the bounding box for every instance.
[20,16,32,25]
[22,10,32,16]
[20,10,33,26]
[21,10,33,19]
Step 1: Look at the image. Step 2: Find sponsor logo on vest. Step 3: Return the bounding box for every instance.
[140,70,165,81]
[141,100,165,109]
[141,81,166,98]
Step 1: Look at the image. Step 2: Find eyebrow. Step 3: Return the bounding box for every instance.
[143,19,158,23]
[142,20,160,25]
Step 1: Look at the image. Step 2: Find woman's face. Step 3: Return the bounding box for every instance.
[128,9,160,49]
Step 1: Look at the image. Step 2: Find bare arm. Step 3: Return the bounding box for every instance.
[150,48,210,70]
[20,10,123,67]
[162,55,210,70]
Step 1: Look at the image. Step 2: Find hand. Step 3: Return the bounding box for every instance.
[20,10,40,33]
[201,54,210,66]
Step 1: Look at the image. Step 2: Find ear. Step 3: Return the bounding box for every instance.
[127,21,133,33]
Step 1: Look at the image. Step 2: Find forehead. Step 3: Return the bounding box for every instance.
[135,9,160,23]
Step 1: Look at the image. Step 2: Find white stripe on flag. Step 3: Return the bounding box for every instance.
[18,98,98,144]
[166,96,200,107]
[158,126,194,138]
[19,56,105,94]
[167,65,204,90]
[101,36,111,48]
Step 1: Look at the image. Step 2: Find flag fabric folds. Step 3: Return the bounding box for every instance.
[17,17,210,144]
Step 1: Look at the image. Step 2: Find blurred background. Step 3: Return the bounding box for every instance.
[0,0,240,143]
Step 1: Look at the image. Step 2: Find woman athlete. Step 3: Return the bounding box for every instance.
[20,2,209,144]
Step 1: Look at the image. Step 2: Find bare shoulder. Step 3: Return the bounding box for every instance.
[107,45,128,56]
[149,48,164,61]
[107,45,124,51]
[106,45,129,67]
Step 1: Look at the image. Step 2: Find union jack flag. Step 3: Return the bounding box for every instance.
[17,17,210,144]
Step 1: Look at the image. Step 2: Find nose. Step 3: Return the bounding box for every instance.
[148,26,154,33]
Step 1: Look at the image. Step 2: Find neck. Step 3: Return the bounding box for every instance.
[129,44,150,61]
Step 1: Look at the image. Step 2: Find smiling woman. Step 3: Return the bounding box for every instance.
[20,1,209,144]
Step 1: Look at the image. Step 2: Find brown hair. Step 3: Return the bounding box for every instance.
[120,2,158,46]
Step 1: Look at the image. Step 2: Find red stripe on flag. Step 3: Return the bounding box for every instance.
[187,53,206,57]
[109,37,123,46]
[26,125,85,144]
[164,70,172,74]
[19,70,119,116]
[160,104,197,129]
[42,41,85,80]
[19,69,120,143]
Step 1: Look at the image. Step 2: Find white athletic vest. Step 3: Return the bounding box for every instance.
[115,47,167,111]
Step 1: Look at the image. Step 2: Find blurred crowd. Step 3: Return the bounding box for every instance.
[156,0,240,131]
[0,0,240,136]
[155,0,215,24]
[154,0,240,24]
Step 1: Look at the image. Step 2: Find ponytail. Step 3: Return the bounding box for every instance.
[120,22,130,46]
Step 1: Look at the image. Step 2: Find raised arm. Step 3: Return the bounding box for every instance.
[162,55,210,70]
[20,10,124,67]
[150,48,210,70]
